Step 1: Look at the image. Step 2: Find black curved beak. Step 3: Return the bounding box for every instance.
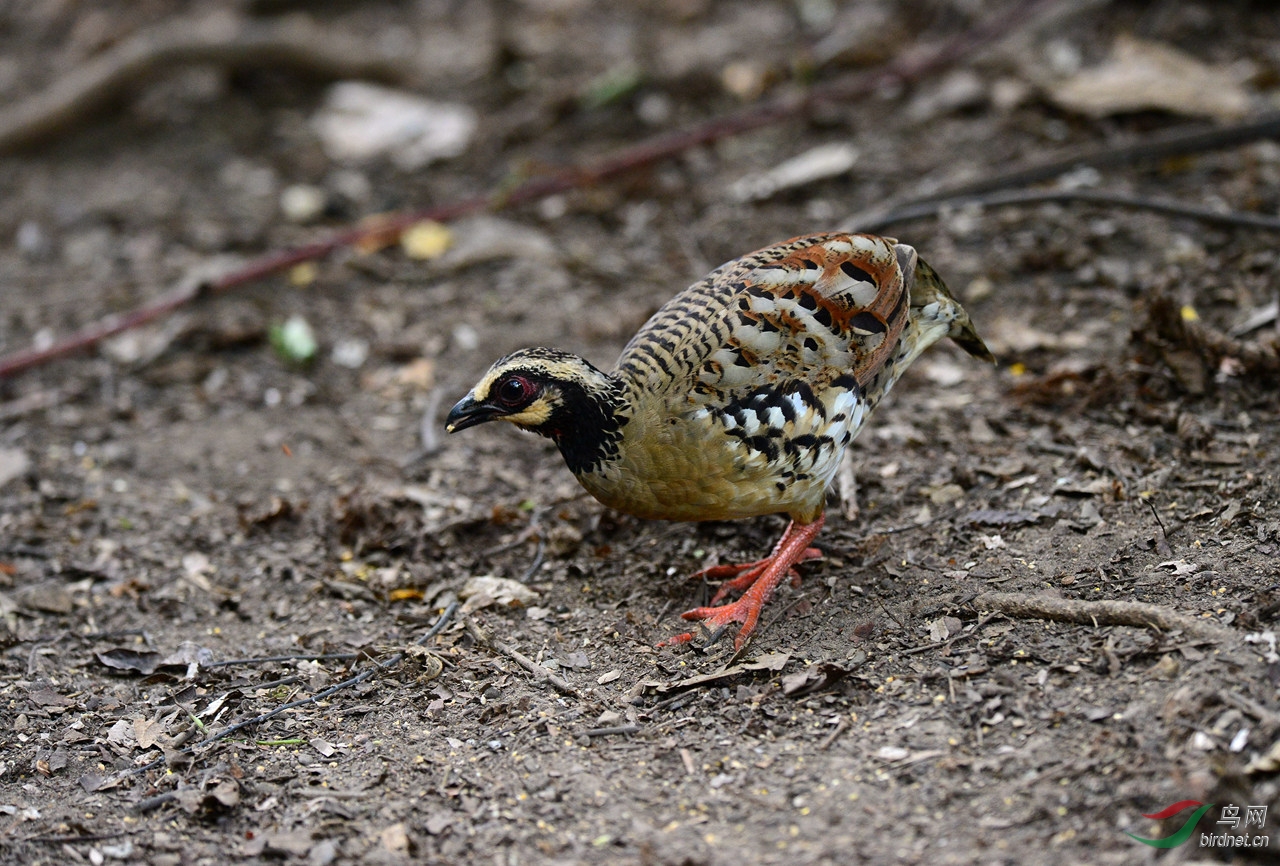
[445,395,504,433]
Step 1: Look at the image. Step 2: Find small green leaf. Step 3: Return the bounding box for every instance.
[269,315,318,364]
[580,64,643,110]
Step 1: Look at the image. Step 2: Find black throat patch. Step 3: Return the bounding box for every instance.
[539,378,629,477]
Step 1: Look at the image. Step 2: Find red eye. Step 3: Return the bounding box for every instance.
[495,375,534,407]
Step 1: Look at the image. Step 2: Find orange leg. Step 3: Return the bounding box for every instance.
[659,516,825,651]
[693,530,822,603]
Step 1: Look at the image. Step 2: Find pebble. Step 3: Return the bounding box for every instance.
[15,221,48,258]
[452,323,480,352]
[330,338,369,369]
[279,184,328,224]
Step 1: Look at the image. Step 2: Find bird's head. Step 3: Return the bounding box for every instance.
[445,349,626,463]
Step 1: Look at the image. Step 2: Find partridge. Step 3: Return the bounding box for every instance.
[446,233,993,649]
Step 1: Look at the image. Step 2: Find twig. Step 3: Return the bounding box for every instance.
[206,649,358,670]
[19,830,130,844]
[972,591,1235,642]
[0,389,67,421]
[858,187,1280,234]
[1145,500,1173,557]
[582,725,641,738]
[132,791,180,814]
[0,0,1056,380]
[0,11,428,154]
[1219,691,1280,729]
[465,613,580,696]
[520,534,547,583]
[495,642,580,698]
[243,675,303,692]
[818,717,849,751]
[414,601,461,644]
[189,667,381,751]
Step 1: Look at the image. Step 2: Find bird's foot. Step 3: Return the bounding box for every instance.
[694,549,821,604]
[659,517,825,651]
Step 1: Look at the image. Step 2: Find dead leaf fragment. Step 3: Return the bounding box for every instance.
[978,534,1007,550]
[175,779,240,814]
[1046,36,1251,121]
[27,687,76,709]
[0,447,30,489]
[727,142,859,203]
[1155,559,1200,577]
[781,661,858,697]
[967,509,1040,527]
[748,651,792,672]
[181,552,215,592]
[312,82,477,170]
[79,772,117,793]
[105,719,137,750]
[648,653,791,695]
[161,641,214,678]
[134,718,166,750]
[460,576,538,610]
[876,746,911,762]
[929,616,963,642]
[380,822,412,854]
[15,580,74,614]
[96,641,213,678]
[96,647,163,675]
[1245,740,1280,774]
[260,830,313,857]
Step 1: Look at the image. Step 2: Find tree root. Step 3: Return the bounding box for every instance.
[973,591,1236,642]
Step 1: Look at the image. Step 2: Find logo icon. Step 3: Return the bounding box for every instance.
[1128,800,1270,849]
[1127,800,1214,848]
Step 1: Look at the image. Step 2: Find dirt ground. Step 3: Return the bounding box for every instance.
[1,1,1280,864]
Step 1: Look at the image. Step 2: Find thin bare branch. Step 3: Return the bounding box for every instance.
[858,186,1280,234]
[846,111,1280,231]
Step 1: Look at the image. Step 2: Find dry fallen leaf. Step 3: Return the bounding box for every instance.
[134,717,166,750]
[1046,36,1251,121]
[401,221,453,260]
[728,142,859,203]
[460,575,539,610]
[312,82,477,170]
[0,447,31,489]
[1245,739,1280,774]
[95,641,213,678]
[380,822,411,854]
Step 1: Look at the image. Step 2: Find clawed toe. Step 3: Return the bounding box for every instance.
[659,518,826,650]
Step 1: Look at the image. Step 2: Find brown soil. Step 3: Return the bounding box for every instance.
[1,2,1278,864]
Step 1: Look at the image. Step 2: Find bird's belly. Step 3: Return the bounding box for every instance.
[576,407,856,524]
